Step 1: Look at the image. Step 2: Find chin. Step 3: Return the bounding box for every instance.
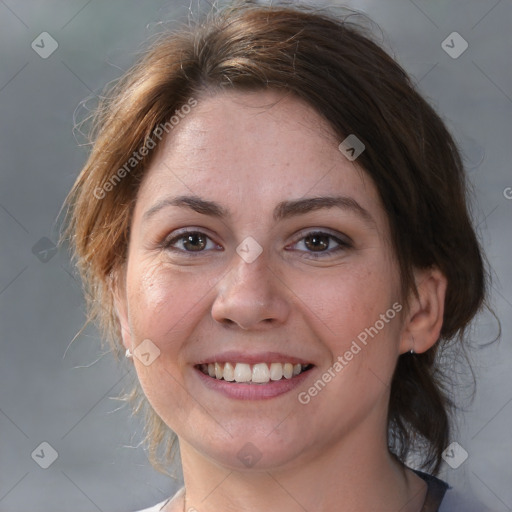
[193,427,314,472]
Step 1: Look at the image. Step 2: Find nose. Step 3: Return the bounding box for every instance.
[211,251,291,330]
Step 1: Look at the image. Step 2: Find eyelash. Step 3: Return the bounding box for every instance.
[162,230,221,253]
[288,230,352,259]
[162,229,352,258]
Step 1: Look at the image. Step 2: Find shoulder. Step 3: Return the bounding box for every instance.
[413,470,488,512]
[132,487,185,512]
[412,469,449,511]
[132,501,168,512]
[438,487,489,512]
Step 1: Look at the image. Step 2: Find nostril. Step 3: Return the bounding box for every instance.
[217,318,237,327]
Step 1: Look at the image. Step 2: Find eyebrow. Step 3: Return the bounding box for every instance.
[142,194,375,227]
[274,196,375,226]
[143,195,228,222]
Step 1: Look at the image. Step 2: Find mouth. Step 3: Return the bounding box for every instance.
[195,362,314,384]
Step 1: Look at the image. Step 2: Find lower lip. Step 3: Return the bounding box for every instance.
[193,366,313,400]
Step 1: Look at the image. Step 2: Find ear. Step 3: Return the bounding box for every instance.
[399,266,447,354]
[110,268,133,354]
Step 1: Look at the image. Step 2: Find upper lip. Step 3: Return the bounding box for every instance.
[194,351,314,366]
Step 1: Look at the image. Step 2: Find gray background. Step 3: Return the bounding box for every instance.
[0,0,511,511]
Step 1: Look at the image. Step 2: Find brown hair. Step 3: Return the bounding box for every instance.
[63,1,486,475]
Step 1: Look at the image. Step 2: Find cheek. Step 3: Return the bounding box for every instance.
[307,264,398,336]
[297,259,403,390]
[125,256,207,345]
[297,267,403,418]
[124,258,205,421]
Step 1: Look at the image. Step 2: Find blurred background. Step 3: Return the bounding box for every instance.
[0,0,510,510]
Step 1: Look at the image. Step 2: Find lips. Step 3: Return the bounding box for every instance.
[192,351,315,398]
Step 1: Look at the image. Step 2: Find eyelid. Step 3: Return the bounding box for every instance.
[290,228,353,245]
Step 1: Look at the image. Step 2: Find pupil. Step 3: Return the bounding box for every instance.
[305,234,329,251]
[184,233,206,251]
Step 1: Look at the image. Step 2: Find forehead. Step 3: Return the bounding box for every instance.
[135,89,383,222]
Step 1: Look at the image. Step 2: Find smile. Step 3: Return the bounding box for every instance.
[197,362,313,384]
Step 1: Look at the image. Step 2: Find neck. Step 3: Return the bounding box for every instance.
[176,419,426,512]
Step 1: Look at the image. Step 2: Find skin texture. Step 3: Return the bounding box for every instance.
[114,90,447,511]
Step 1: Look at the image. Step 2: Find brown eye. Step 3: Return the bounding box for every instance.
[287,230,352,259]
[303,233,331,252]
[182,232,207,251]
[164,231,220,253]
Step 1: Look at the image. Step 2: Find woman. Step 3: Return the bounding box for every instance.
[63,2,486,511]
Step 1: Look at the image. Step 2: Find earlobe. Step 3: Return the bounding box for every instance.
[399,267,448,355]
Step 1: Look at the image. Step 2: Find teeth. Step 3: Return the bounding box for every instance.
[223,362,235,381]
[199,362,310,383]
[234,363,252,382]
[252,363,270,383]
[269,362,283,381]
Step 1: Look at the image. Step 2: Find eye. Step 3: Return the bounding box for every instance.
[287,230,352,258]
[163,230,221,253]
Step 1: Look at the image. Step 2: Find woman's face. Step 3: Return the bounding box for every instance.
[117,89,411,471]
